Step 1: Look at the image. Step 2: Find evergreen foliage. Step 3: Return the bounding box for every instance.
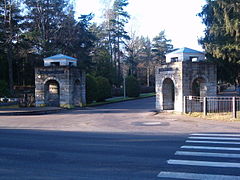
[91,48,115,84]
[0,0,23,95]
[95,76,112,102]
[126,76,140,97]
[0,80,10,97]
[199,0,240,83]
[0,0,95,96]
[103,0,130,86]
[86,74,97,104]
[0,0,173,98]
[152,31,173,63]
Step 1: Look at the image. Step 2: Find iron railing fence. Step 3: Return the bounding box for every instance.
[185,96,203,113]
[184,96,240,118]
[207,97,234,113]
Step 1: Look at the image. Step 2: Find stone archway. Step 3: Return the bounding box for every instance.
[192,77,207,97]
[73,79,81,106]
[162,78,175,110]
[44,80,60,106]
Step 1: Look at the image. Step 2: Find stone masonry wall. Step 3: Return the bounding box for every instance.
[182,62,217,97]
[156,61,217,113]
[155,62,183,112]
[35,66,86,108]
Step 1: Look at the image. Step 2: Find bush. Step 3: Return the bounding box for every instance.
[96,76,112,102]
[126,76,140,97]
[86,74,97,104]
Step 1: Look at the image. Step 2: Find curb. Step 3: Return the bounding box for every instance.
[0,108,63,116]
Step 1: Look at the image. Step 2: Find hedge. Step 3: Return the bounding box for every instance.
[126,76,140,97]
[95,76,112,102]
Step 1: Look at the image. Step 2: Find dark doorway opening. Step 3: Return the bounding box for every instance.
[44,80,60,106]
[192,77,207,97]
[162,78,175,110]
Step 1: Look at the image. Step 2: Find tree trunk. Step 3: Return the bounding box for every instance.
[7,46,14,96]
[117,48,121,87]
[4,0,14,95]
[147,67,150,87]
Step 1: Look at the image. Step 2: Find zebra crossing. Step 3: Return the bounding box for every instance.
[157,133,240,179]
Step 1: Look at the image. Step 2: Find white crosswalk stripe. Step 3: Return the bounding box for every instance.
[158,171,240,180]
[191,133,240,137]
[157,133,240,179]
[189,136,240,141]
[175,151,240,158]
[181,145,240,151]
[186,140,240,145]
[168,159,240,168]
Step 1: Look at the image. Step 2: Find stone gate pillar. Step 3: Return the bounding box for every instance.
[155,47,217,113]
[35,54,86,108]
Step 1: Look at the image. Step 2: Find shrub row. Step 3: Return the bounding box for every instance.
[86,75,141,103]
[125,76,140,97]
[86,75,112,103]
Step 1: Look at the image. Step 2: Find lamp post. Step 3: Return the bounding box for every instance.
[122,62,128,99]
[123,76,126,99]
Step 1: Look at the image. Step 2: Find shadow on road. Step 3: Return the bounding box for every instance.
[0,128,186,180]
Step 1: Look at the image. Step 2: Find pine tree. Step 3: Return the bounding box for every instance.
[199,0,240,84]
[103,0,130,86]
[24,0,68,56]
[139,37,154,86]
[0,0,23,95]
[23,0,95,71]
[152,31,173,63]
[89,23,115,84]
[125,33,145,77]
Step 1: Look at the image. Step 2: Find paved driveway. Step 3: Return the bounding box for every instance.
[0,97,239,134]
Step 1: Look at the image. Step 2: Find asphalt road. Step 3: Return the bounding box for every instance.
[0,129,187,180]
[1,97,240,179]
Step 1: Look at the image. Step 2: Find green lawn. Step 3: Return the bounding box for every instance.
[0,104,19,109]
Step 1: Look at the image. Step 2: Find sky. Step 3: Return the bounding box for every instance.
[75,0,207,51]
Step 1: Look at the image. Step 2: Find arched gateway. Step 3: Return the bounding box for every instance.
[156,47,217,113]
[192,77,207,97]
[35,54,86,108]
[44,80,60,107]
[162,78,175,110]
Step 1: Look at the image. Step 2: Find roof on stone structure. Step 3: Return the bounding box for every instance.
[167,47,204,55]
[43,54,77,61]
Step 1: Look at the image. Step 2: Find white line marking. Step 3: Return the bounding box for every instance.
[157,171,240,179]
[175,151,240,158]
[191,133,240,137]
[181,145,240,151]
[189,137,240,141]
[168,159,240,168]
[186,140,240,145]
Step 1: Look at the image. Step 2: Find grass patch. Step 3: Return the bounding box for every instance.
[186,111,240,121]
[87,93,155,107]
[0,105,19,109]
[139,93,155,98]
